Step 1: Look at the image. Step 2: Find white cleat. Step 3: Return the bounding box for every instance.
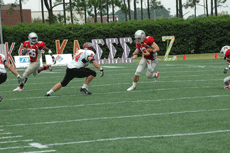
[155,72,160,82]
[127,86,136,91]
[13,86,24,91]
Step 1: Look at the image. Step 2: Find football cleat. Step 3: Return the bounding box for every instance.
[224,86,230,90]
[13,86,24,91]
[127,86,136,91]
[155,72,160,82]
[45,93,50,96]
[0,96,3,102]
[80,88,92,95]
[43,65,52,71]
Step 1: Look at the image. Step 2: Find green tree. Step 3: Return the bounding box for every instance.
[115,6,170,21]
[110,0,122,22]
[43,0,55,24]
[133,0,136,20]
[215,0,227,16]
[150,0,163,20]
[179,0,183,18]
[128,0,131,20]
[184,0,200,18]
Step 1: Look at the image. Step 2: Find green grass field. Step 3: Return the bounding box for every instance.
[1,57,230,153]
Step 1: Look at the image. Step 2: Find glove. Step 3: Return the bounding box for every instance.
[22,48,28,55]
[100,69,104,77]
[17,75,25,84]
[52,56,56,64]
[223,68,228,74]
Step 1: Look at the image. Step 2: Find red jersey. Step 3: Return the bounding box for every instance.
[136,36,156,60]
[23,41,45,62]
[225,49,230,64]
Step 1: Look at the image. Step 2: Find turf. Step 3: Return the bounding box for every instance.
[0,58,230,153]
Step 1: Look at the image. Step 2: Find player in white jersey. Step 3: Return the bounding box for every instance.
[0,54,25,102]
[13,32,56,91]
[45,42,104,96]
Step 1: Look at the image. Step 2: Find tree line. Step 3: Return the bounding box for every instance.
[0,0,228,25]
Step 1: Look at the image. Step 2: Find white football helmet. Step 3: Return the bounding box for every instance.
[220,45,230,59]
[28,32,38,45]
[134,30,145,44]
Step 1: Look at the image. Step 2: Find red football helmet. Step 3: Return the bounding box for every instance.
[83,42,93,50]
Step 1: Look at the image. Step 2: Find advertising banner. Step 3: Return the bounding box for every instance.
[14,56,43,68]
[45,54,72,66]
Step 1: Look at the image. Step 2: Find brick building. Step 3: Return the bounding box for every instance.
[1,9,32,26]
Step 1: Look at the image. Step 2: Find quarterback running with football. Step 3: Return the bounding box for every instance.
[45,42,104,96]
[220,45,230,89]
[13,32,56,91]
[127,30,160,91]
[0,54,25,101]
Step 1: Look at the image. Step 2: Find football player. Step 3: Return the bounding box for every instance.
[13,32,56,91]
[127,30,160,91]
[0,54,25,102]
[45,42,104,96]
[220,45,230,89]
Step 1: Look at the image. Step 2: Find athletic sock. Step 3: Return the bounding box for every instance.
[132,82,137,87]
[47,89,54,95]
[82,84,88,89]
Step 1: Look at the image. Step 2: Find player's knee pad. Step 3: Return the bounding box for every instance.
[146,71,154,79]
[224,76,230,83]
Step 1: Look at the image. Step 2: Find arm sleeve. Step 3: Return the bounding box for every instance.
[39,42,46,49]
[23,41,29,48]
[225,50,230,64]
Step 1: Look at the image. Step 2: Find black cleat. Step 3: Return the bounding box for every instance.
[45,93,50,97]
[0,96,3,102]
[80,88,92,95]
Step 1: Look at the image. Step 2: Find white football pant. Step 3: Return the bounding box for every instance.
[23,61,40,78]
[135,58,159,78]
[224,76,230,85]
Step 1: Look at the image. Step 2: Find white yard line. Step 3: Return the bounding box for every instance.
[0,132,12,134]
[2,69,224,85]
[29,143,48,148]
[19,150,56,153]
[0,139,33,144]
[0,135,22,139]
[3,84,225,101]
[1,130,229,151]
[0,145,32,150]
[0,76,224,89]
[1,93,230,112]
[46,130,230,146]
[0,108,229,127]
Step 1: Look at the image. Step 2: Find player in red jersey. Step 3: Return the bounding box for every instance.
[127,30,160,91]
[13,32,56,91]
[220,46,230,89]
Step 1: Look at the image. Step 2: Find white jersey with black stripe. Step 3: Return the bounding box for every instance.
[0,54,6,73]
[68,49,95,69]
